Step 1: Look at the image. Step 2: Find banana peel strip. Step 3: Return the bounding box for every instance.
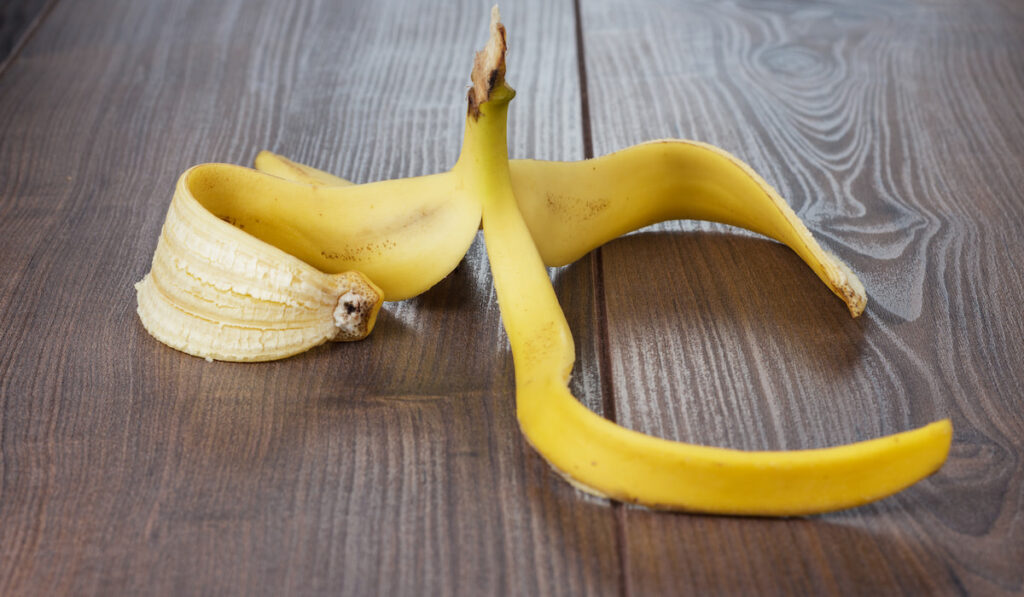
[134,7,951,514]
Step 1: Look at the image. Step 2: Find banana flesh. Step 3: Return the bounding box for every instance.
[133,6,952,514]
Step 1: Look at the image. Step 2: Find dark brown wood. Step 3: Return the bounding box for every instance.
[2,0,1023,594]
[0,0,618,595]
[580,0,1024,594]
[0,0,51,66]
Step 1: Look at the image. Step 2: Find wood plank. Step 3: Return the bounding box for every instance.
[579,0,1024,594]
[0,0,51,66]
[0,0,620,594]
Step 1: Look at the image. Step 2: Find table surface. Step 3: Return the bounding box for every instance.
[2,0,1023,595]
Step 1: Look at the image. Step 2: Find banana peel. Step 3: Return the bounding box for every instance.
[134,7,951,514]
[135,168,382,361]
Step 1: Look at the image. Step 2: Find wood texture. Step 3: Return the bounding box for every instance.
[0,0,51,67]
[581,0,1024,594]
[1,0,1022,594]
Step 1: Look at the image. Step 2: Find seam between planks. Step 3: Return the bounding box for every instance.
[0,0,62,80]
[572,0,594,160]
[572,0,631,596]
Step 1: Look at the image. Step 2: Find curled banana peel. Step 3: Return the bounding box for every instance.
[509,145,867,317]
[135,170,383,361]
[134,7,951,513]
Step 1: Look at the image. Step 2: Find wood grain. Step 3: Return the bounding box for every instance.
[580,0,1024,594]
[3,0,1023,594]
[0,0,619,594]
[0,0,52,67]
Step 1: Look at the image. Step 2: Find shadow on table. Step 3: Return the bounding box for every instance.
[553,228,867,354]
[615,502,959,594]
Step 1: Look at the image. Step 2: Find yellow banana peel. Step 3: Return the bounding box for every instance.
[134,6,951,514]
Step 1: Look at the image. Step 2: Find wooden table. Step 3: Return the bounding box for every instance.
[2,0,1022,594]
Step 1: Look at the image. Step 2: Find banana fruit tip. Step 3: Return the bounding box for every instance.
[134,5,951,514]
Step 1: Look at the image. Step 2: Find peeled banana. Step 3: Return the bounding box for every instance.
[134,6,951,514]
